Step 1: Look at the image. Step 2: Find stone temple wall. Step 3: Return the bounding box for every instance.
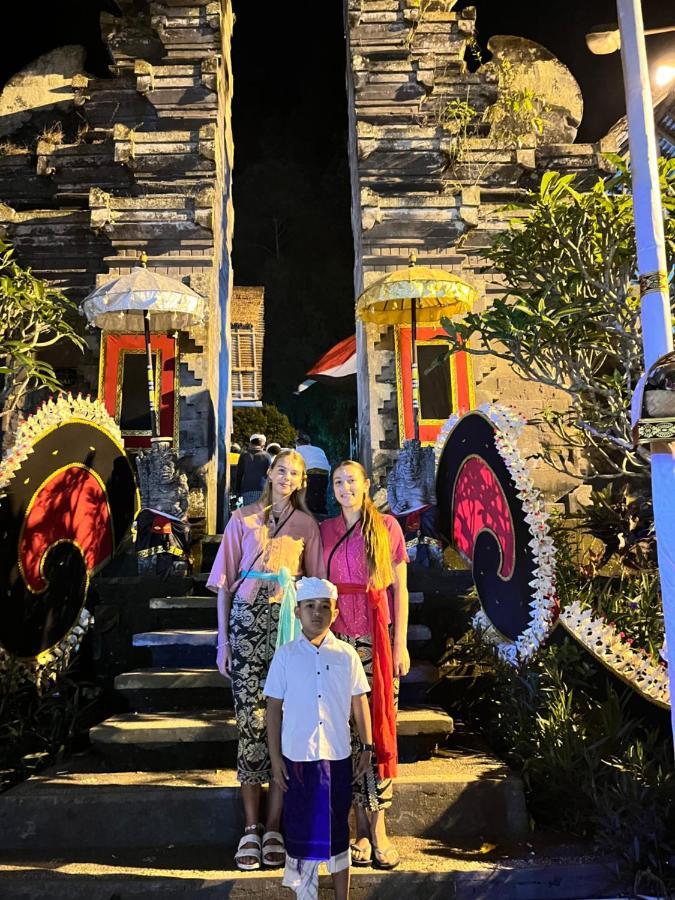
[0,0,235,530]
[344,0,617,504]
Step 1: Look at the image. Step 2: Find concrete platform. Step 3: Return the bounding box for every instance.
[0,754,528,851]
[0,837,625,899]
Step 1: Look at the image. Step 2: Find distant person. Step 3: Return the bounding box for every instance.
[266,442,281,462]
[236,434,272,505]
[229,443,241,488]
[295,432,330,516]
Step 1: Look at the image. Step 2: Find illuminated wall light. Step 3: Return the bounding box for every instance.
[655,64,675,87]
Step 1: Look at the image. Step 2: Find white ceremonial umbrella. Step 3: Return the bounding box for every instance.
[82,258,208,438]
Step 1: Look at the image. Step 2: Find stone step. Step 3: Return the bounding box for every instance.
[0,838,624,899]
[401,661,439,705]
[114,667,232,712]
[199,534,222,572]
[133,626,433,668]
[89,707,454,771]
[147,595,217,629]
[147,592,430,630]
[116,660,439,710]
[0,754,528,851]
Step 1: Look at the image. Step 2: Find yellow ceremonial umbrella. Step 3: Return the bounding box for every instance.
[356,253,477,439]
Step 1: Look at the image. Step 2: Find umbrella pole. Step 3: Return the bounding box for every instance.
[143,309,159,439]
[411,297,420,441]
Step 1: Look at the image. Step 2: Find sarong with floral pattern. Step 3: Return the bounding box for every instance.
[229,583,280,784]
[333,630,399,811]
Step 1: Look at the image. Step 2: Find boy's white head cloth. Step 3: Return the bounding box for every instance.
[296,577,338,603]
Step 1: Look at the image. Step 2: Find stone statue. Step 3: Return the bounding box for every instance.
[387,439,436,515]
[135,441,189,574]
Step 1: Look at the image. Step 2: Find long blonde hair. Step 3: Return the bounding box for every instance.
[259,449,311,523]
[333,460,394,590]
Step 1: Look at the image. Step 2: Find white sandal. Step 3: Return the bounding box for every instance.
[235,826,262,871]
[262,830,286,868]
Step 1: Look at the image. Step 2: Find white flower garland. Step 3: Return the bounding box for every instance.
[436,404,559,666]
[0,394,122,688]
[559,601,670,709]
[436,404,670,706]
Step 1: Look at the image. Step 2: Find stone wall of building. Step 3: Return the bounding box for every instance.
[344,0,616,503]
[0,0,235,530]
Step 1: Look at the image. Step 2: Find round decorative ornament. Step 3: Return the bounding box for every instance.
[0,394,138,686]
[434,404,559,665]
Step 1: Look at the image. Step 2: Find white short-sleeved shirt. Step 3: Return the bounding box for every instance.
[264,629,370,762]
[296,444,331,473]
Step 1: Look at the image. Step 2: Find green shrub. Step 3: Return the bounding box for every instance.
[232,404,296,450]
[446,633,674,884]
[0,661,101,792]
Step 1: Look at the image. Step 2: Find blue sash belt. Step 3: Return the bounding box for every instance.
[240,567,298,648]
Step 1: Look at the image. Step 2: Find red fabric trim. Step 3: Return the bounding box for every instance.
[334,581,398,779]
[101,334,176,449]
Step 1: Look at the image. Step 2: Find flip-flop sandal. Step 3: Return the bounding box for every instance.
[372,844,400,870]
[262,830,286,868]
[235,830,262,871]
[350,841,372,867]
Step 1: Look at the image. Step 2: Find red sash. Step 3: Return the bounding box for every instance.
[334,582,398,780]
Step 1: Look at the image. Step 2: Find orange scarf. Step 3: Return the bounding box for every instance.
[334,582,398,779]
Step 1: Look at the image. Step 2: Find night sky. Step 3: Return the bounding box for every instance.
[1,1,673,451]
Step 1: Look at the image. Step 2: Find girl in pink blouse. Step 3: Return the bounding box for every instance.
[320,460,410,871]
[207,449,325,871]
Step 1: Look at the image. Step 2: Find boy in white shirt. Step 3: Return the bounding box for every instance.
[264,577,373,900]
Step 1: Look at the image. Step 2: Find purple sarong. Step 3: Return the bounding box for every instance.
[282,756,352,862]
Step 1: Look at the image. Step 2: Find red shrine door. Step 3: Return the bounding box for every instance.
[395,325,474,445]
[99,334,178,449]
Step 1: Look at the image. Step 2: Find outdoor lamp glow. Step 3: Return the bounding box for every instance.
[586,21,675,55]
[655,64,675,86]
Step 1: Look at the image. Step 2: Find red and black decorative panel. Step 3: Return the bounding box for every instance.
[99,333,178,449]
[0,396,138,681]
[395,325,474,446]
[435,407,558,664]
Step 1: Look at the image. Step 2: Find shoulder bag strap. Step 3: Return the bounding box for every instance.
[326,519,360,581]
[230,508,296,596]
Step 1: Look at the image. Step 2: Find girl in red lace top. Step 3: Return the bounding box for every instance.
[320,460,410,870]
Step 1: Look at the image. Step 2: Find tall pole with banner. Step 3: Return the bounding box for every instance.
[617,0,675,747]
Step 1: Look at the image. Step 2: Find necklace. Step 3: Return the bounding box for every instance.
[271,500,291,521]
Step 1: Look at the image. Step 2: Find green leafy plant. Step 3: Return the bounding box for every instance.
[447,633,674,882]
[0,660,101,792]
[232,403,297,449]
[483,59,547,147]
[439,159,675,485]
[0,238,85,437]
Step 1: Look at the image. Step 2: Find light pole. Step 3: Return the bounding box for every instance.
[588,5,675,744]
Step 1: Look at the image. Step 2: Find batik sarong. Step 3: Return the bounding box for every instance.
[334,631,399,811]
[229,583,279,784]
[282,755,352,899]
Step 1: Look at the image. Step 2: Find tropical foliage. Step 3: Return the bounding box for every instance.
[440,158,675,485]
[0,238,84,436]
[232,403,297,449]
[446,632,674,885]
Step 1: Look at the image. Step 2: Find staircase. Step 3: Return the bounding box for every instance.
[0,546,623,898]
